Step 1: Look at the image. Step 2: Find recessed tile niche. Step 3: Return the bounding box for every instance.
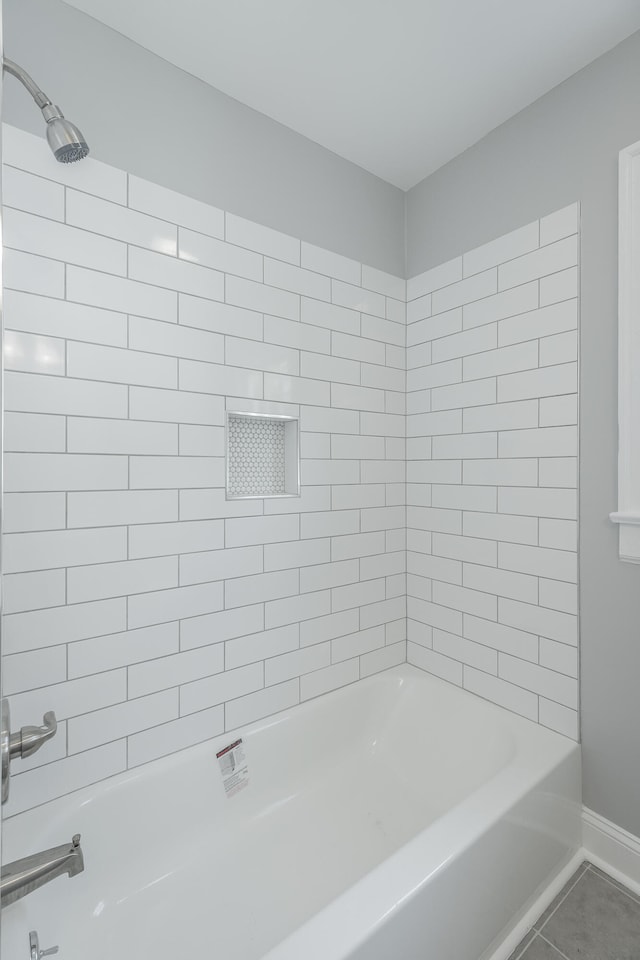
[226,412,300,499]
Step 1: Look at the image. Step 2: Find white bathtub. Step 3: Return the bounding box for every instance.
[1,665,581,960]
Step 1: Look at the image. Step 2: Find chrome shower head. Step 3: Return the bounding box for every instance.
[42,105,89,164]
[3,58,89,164]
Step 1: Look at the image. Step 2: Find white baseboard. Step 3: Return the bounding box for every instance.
[483,848,586,960]
[487,807,640,960]
[582,806,640,897]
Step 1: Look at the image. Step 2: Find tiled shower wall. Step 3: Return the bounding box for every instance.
[0,123,581,817]
[1,124,407,817]
[405,206,579,740]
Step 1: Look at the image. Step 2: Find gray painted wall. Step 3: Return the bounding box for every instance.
[2,0,404,275]
[407,29,640,837]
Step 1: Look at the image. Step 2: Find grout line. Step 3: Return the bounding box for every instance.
[585,862,640,906]
[536,933,575,960]
[534,864,589,932]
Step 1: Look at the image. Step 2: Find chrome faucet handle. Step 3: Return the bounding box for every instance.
[10,711,57,759]
[29,931,59,960]
[2,701,59,804]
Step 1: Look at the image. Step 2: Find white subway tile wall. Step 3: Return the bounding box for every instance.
[406,205,579,740]
[1,125,407,817]
[0,124,581,818]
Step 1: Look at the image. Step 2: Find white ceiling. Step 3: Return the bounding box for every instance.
[63,0,640,190]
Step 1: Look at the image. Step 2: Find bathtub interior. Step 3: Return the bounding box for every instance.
[1,666,571,960]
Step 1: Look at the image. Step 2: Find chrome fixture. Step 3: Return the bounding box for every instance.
[2,699,58,803]
[1,835,84,907]
[3,58,89,163]
[30,931,59,960]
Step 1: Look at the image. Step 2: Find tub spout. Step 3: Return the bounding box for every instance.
[1,834,84,906]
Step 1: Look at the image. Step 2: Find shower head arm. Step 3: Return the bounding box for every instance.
[3,58,53,111]
[2,57,88,164]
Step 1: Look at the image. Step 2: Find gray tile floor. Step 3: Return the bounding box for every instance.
[508,861,640,960]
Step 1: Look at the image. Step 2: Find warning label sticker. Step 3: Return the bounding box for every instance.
[216,738,249,798]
